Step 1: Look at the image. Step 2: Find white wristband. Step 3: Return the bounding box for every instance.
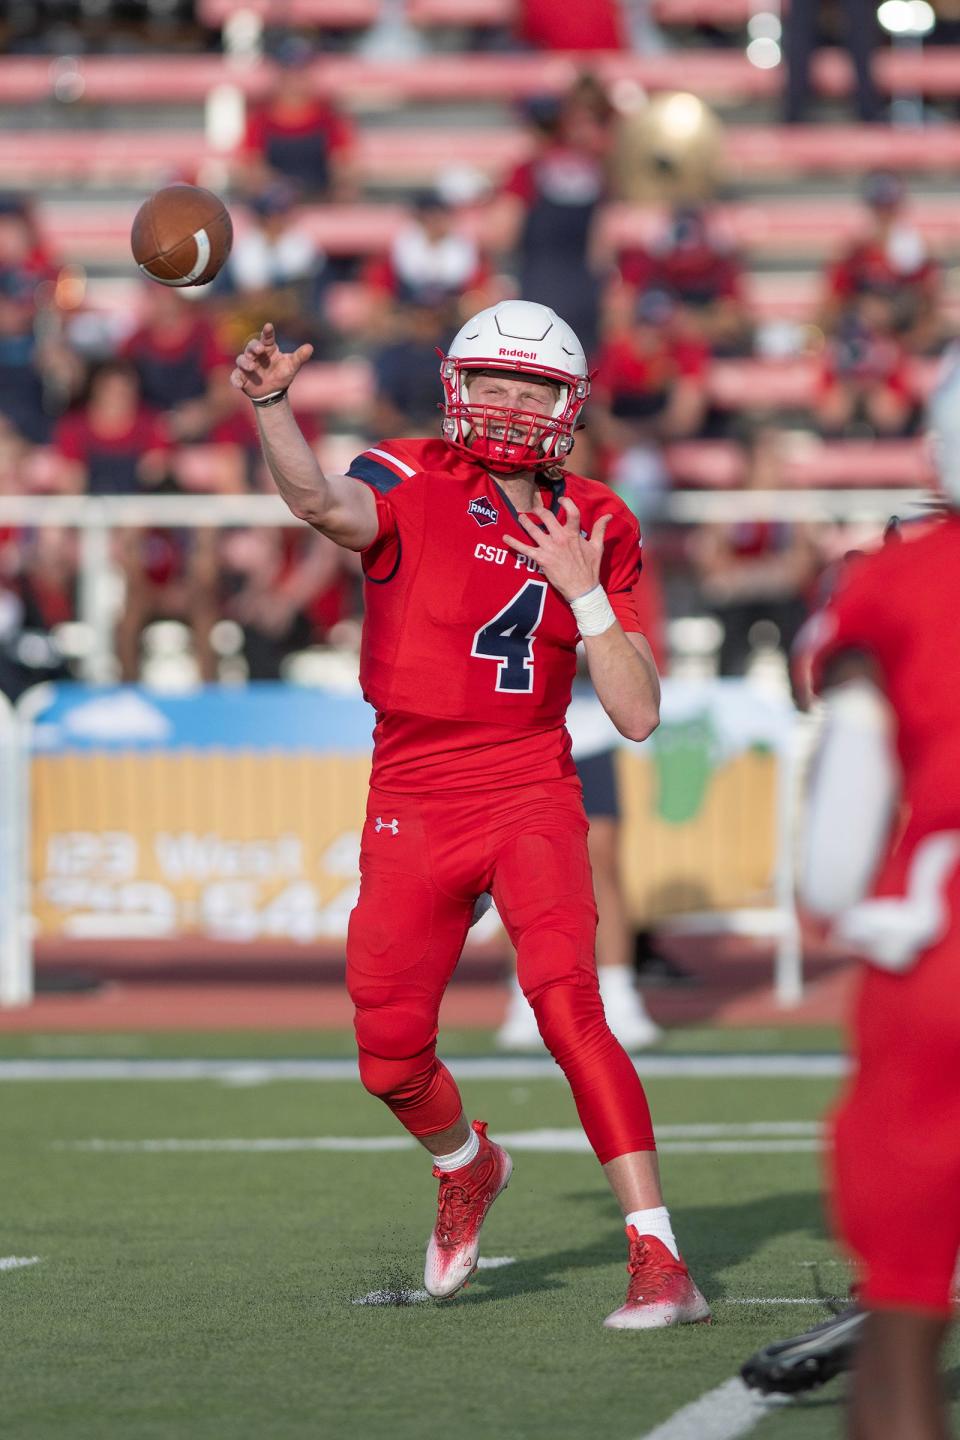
[569,584,617,637]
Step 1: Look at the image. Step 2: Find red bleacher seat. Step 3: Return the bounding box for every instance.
[726,125,960,176]
[291,359,375,414]
[408,0,513,21]
[198,0,380,23]
[653,0,755,22]
[664,438,935,488]
[6,50,960,107]
[602,197,960,256]
[6,125,960,191]
[197,0,752,27]
[288,356,940,417]
[0,132,210,185]
[197,0,516,25]
[746,271,960,325]
[43,197,960,267]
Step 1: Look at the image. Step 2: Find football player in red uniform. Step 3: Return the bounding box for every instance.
[230,300,709,1329]
[785,368,960,1436]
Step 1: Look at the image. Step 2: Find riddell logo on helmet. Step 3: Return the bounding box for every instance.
[498,347,537,359]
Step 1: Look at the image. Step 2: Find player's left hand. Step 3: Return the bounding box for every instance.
[504,498,612,603]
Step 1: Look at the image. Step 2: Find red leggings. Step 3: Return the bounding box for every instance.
[830,857,960,1316]
[346,776,655,1164]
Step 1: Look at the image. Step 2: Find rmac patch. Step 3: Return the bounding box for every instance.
[468,497,499,528]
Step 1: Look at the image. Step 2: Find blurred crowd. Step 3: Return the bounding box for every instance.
[0,47,950,697]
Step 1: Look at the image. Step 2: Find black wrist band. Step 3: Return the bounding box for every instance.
[250,389,289,408]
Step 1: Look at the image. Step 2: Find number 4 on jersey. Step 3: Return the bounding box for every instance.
[471,580,547,693]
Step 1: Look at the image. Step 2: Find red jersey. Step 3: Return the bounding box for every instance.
[618,244,743,307]
[346,437,645,794]
[53,408,170,496]
[827,241,938,304]
[805,516,960,857]
[516,0,625,48]
[592,333,709,417]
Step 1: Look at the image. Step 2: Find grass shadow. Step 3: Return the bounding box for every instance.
[459,1186,828,1309]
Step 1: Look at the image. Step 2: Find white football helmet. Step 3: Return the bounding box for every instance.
[440,300,590,473]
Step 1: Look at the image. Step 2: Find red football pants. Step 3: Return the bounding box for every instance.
[830,885,960,1316]
[346,776,655,1164]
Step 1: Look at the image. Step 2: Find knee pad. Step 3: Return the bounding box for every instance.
[353,996,438,1069]
[357,1045,429,1104]
[356,1045,462,1136]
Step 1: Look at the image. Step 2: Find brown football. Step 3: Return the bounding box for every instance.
[131,183,233,287]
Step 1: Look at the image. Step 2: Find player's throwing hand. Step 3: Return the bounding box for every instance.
[230,322,313,400]
[504,497,612,604]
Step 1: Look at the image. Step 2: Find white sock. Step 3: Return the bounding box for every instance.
[599,965,643,1006]
[432,1127,480,1172]
[625,1206,680,1260]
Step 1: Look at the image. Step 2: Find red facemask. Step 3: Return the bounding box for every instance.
[439,356,590,473]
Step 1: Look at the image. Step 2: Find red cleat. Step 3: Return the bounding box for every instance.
[603,1226,711,1330]
[424,1120,513,1299]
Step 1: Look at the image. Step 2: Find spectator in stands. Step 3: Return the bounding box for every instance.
[53,360,171,497]
[364,190,490,324]
[238,37,356,201]
[590,289,711,508]
[369,299,454,437]
[783,0,881,124]
[691,422,819,677]
[491,81,613,354]
[821,171,941,354]
[616,204,751,356]
[816,293,919,438]
[218,181,328,356]
[53,360,217,681]
[219,528,353,680]
[515,0,627,49]
[122,284,232,442]
[0,266,50,444]
[0,193,55,290]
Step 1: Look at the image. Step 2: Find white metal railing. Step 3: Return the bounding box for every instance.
[0,487,930,682]
[0,488,930,528]
[0,688,30,1005]
[0,487,929,1007]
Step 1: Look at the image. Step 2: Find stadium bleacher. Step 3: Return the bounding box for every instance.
[5,48,960,106]
[31,196,960,268]
[7,125,960,190]
[0,0,955,698]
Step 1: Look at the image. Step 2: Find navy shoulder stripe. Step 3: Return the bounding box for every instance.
[347,455,405,494]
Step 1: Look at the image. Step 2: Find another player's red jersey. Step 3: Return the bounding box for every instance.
[804,515,960,869]
[346,437,645,793]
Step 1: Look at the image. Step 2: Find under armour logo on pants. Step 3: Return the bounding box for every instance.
[375,817,399,835]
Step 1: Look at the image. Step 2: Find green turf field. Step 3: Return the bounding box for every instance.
[2,1030,956,1440]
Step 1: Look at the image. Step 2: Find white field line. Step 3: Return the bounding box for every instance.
[0,1256,40,1271]
[0,1055,847,1083]
[56,1123,824,1156]
[636,1376,789,1440]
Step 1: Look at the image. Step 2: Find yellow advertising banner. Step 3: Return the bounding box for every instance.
[27,682,792,944]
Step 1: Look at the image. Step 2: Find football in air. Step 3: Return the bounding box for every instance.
[131,183,233,287]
